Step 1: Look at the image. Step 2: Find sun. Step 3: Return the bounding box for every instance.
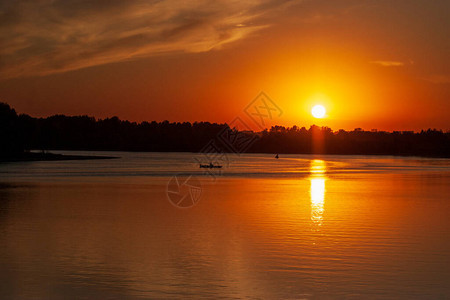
[312,105,326,119]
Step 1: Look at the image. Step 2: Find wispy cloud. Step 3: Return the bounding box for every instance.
[0,0,296,78]
[423,74,450,84]
[370,61,405,67]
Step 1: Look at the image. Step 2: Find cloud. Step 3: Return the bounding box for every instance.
[0,0,296,78]
[423,74,450,84]
[370,61,405,67]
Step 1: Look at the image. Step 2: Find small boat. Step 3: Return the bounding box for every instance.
[199,163,222,169]
[275,154,279,159]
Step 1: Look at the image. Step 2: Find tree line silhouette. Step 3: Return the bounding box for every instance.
[1,102,449,158]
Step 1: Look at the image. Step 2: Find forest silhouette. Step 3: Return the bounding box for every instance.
[1,102,449,158]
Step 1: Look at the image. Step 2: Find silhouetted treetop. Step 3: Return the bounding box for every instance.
[0,102,449,157]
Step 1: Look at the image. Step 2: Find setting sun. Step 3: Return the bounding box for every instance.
[312,105,326,119]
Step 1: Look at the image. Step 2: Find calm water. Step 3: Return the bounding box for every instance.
[0,152,449,299]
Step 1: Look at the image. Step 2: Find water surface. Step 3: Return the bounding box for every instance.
[0,152,449,298]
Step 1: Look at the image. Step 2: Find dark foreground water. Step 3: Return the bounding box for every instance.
[0,152,449,299]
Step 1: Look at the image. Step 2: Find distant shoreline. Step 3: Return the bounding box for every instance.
[1,103,448,159]
[6,150,448,160]
[0,152,119,162]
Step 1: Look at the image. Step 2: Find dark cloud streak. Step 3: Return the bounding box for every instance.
[0,0,298,78]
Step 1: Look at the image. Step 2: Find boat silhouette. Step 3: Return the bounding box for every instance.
[199,163,222,169]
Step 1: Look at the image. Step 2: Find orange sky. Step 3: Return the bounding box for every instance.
[0,0,449,131]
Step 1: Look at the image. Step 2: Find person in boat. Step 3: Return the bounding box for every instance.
[275,154,279,159]
[209,162,213,168]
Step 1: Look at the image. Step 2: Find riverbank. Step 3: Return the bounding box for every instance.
[0,152,118,162]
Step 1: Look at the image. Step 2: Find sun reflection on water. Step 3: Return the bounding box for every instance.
[310,159,326,229]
